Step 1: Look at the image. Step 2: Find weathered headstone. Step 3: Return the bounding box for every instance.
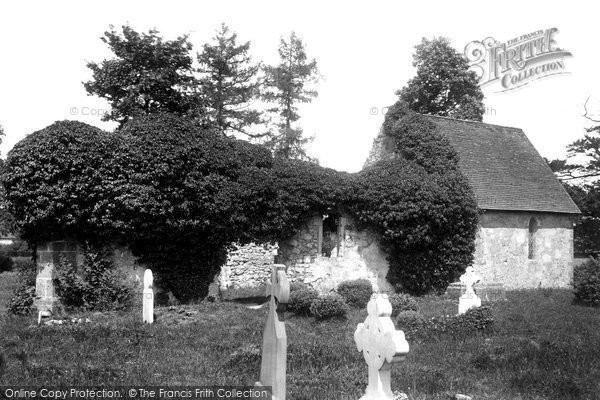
[354,293,410,400]
[256,264,290,400]
[458,266,481,315]
[143,269,154,324]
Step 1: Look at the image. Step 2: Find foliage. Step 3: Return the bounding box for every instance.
[2,121,124,243]
[197,24,263,138]
[395,310,428,338]
[387,293,418,317]
[262,32,319,160]
[352,103,479,295]
[287,287,319,316]
[0,254,13,273]
[397,37,485,121]
[309,294,349,321]
[450,305,494,333]
[7,260,37,315]
[0,240,31,258]
[572,258,600,306]
[336,279,373,309]
[53,244,133,311]
[84,25,197,125]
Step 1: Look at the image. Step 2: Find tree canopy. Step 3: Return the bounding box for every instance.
[262,32,319,160]
[84,25,198,125]
[397,37,485,121]
[197,24,263,138]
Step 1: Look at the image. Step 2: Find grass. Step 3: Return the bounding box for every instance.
[1,281,599,399]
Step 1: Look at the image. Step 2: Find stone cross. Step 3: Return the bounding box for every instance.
[458,266,481,315]
[143,269,154,324]
[256,264,290,400]
[354,294,410,400]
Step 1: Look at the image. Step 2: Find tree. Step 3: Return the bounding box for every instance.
[197,24,263,138]
[84,25,198,125]
[397,37,485,121]
[262,32,319,160]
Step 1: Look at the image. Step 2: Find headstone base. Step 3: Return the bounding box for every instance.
[458,294,481,315]
[446,282,506,302]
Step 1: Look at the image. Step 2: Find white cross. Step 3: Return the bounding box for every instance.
[354,294,409,400]
[460,266,481,296]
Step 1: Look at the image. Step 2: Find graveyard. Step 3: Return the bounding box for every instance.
[1,269,599,399]
[1,7,600,400]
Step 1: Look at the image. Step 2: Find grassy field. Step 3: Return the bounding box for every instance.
[1,276,599,399]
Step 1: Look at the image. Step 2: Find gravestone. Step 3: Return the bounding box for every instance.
[458,266,481,315]
[143,269,154,324]
[354,293,410,400]
[256,264,289,400]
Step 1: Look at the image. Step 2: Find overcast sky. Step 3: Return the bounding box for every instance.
[0,0,598,172]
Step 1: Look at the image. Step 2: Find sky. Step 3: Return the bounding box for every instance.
[0,0,598,172]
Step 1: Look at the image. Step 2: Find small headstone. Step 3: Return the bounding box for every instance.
[354,294,409,400]
[37,310,52,325]
[143,269,154,324]
[458,266,481,315]
[256,264,290,400]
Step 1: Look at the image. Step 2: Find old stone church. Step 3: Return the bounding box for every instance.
[365,115,580,289]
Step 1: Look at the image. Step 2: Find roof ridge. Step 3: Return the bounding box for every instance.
[421,113,522,130]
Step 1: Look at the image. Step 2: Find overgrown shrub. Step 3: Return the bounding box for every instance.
[572,258,600,306]
[395,310,428,338]
[449,305,494,334]
[289,281,310,292]
[53,244,133,311]
[7,260,37,315]
[288,287,319,316]
[388,293,418,317]
[310,294,349,321]
[352,103,479,295]
[0,254,13,273]
[337,279,373,308]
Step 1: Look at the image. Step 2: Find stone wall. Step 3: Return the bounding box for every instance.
[278,214,392,293]
[473,210,575,289]
[277,215,322,266]
[216,243,277,300]
[34,241,144,312]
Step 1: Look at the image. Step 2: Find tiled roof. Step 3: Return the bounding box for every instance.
[425,115,580,214]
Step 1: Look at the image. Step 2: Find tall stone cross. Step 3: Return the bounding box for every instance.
[256,264,290,400]
[458,266,481,315]
[354,294,410,400]
[143,269,154,324]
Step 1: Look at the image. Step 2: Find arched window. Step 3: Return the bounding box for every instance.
[528,218,539,259]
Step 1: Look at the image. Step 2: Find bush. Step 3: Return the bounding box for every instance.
[336,279,373,309]
[53,243,133,311]
[352,104,479,295]
[450,305,494,333]
[388,293,418,317]
[310,294,349,321]
[7,260,37,315]
[288,287,319,316]
[573,258,600,306]
[0,254,13,273]
[289,281,310,292]
[395,310,428,338]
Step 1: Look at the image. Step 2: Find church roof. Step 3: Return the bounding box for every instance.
[425,115,580,214]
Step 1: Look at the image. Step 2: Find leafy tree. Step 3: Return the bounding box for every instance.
[197,24,263,138]
[262,32,319,160]
[397,37,485,121]
[84,25,198,125]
